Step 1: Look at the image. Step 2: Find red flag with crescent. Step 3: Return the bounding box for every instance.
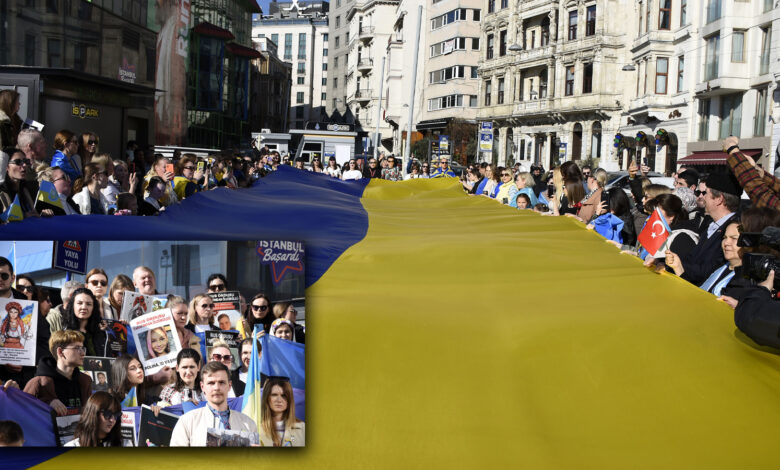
[638,208,672,255]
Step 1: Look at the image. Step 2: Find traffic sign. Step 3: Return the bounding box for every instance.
[52,240,89,275]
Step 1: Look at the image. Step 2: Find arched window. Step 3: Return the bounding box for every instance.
[591,121,602,159]
[572,123,583,160]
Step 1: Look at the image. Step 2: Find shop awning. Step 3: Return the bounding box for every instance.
[415,119,450,131]
[678,149,761,165]
[226,43,263,59]
[193,22,235,40]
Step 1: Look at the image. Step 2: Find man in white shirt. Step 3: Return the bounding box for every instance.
[169,361,257,446]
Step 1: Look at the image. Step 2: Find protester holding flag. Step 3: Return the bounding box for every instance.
[62,288,109,357]
[641,194,699,269]
[35,165,79,215]
[258,377,304,447]
[64,391,122,447]
[185,294,219,334]
[158,348,203,407]
[110,354,157,407]
[23,330,92,415]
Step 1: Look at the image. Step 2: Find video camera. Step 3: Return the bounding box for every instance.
[738,226,779,292]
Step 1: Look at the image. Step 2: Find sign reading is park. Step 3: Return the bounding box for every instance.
[52,240,89,275]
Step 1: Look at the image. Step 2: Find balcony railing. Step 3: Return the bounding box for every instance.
[359,26,374,41]
[354,89,373,101]
[514,98,551,114]
[357,58,373,70]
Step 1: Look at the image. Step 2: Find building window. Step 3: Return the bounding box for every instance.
[322,77,327,86]
[655,58,668,94]
[540,69,548,98]
[323,49,328,57]
[568,11,578,40]
[497,78,505,104]
[46,0,57,13]
[698,99,710,140]
[333,77,338,88]
[297,92,305,104]
[542,18,550,45]
[706,0,721,23]
[333,98,338,108]
[24,34,36,66]
[323,33,328,41]
[586,6,596,36]
[271,34,278,45]
[486,34,494,59]
[335,37,340,48]
[583,63,593,94]
[484,80,492,106]
[472,38,480,50]
[322,92,327,101]
[297,62,306,74]
[488,0,495,13]
[565,66,575,95]
[731,31,744,62]
[335,16,340,28]
[719,93,742,138]
[704,34,719,80]
[473,9,481,21]
[754,87,768,136]
[334,56,338,68]
[646,0,651,33]
[680,0,687,26]
[323,63,327,71]
[499,30,507,56]
[659,0,671,30]
[298,33,307,59]
[284,34,293,60]
[501,0,508,8]
[297,76,305,85]
[47,38,61,67]
[676,56,684,93]
[760,27,771,75]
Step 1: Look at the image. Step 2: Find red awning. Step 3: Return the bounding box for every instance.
[678,149,762,165]
[226,42,263,59]
[192,22,235,40]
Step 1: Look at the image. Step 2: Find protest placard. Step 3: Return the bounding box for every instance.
[80,357,114,394]
[120,291,168,322]
[121,411,137,447]
[205,330,241,370]
[138,405,178,447]
[129,309,182,375]
[208,291,242,330]
[53,408,80,446]
[0,298,38,367]
[104,320,128,357]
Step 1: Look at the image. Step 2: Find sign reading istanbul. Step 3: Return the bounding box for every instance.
[71,103,100,119]
[118,58,137,84]
[256,240,304,286]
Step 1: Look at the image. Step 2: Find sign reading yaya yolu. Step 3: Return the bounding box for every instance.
[52,240,89,275]
[256,240,304,285]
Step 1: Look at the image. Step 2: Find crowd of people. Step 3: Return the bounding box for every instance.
[0,261,305,447]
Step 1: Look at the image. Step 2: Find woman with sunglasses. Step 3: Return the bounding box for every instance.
[184,293,218,334]
[173,154,204,200]
[143,155,178,207]
[64,391,123,447]
[15,274,36,301]
[50,130,82,181]
[77,133,99,167]
[325,158,341,178]
[85,268,114,320]
[494,167,515,203]
[341,159,362,181]
[239,293,273,339]
[0,149,44,218]
[381,156,401,181]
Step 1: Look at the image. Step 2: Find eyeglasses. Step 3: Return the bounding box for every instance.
[501,173,512,177]
[211,353,233,362]
[583,172,591,177]
[369,161,377,164]
[209,283,226,291]
[88,140,98,145]
[0,272,11,281]
[200,303,214,309]
[251,304,269,311]
[695,190,707,197]
[18,285,34,292]
[183,166,196,171]
[9,158,31,166]
[52,176,69,184]
[63,346,87,353]
[99,409,121,421]
[89,279,108,287]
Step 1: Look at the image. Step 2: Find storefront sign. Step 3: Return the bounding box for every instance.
[71,103,100,119]
[118,58,137,84]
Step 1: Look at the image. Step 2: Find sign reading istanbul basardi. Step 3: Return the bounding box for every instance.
[256,240,305,286]
[71,103,100,119]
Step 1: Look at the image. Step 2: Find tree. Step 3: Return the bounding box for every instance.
[412,138,430,162]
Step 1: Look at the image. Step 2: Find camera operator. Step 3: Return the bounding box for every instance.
[717,208,780,347]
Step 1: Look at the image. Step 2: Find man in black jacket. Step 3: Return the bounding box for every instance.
[666,172,741,286]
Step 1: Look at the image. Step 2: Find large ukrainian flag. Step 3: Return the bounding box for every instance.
[4,167,780,469]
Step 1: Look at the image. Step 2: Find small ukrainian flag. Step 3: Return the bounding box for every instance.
[0,195,24,223]
[36,180,63,210]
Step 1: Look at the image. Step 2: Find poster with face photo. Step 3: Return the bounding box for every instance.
[208,291,242,331]
[80,356,114,394]
[129,309,182,375]
[0,297,38,367]
[120,291,169,323]
[205,330,240,370]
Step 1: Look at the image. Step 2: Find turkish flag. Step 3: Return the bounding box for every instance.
[638,208,672,255]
